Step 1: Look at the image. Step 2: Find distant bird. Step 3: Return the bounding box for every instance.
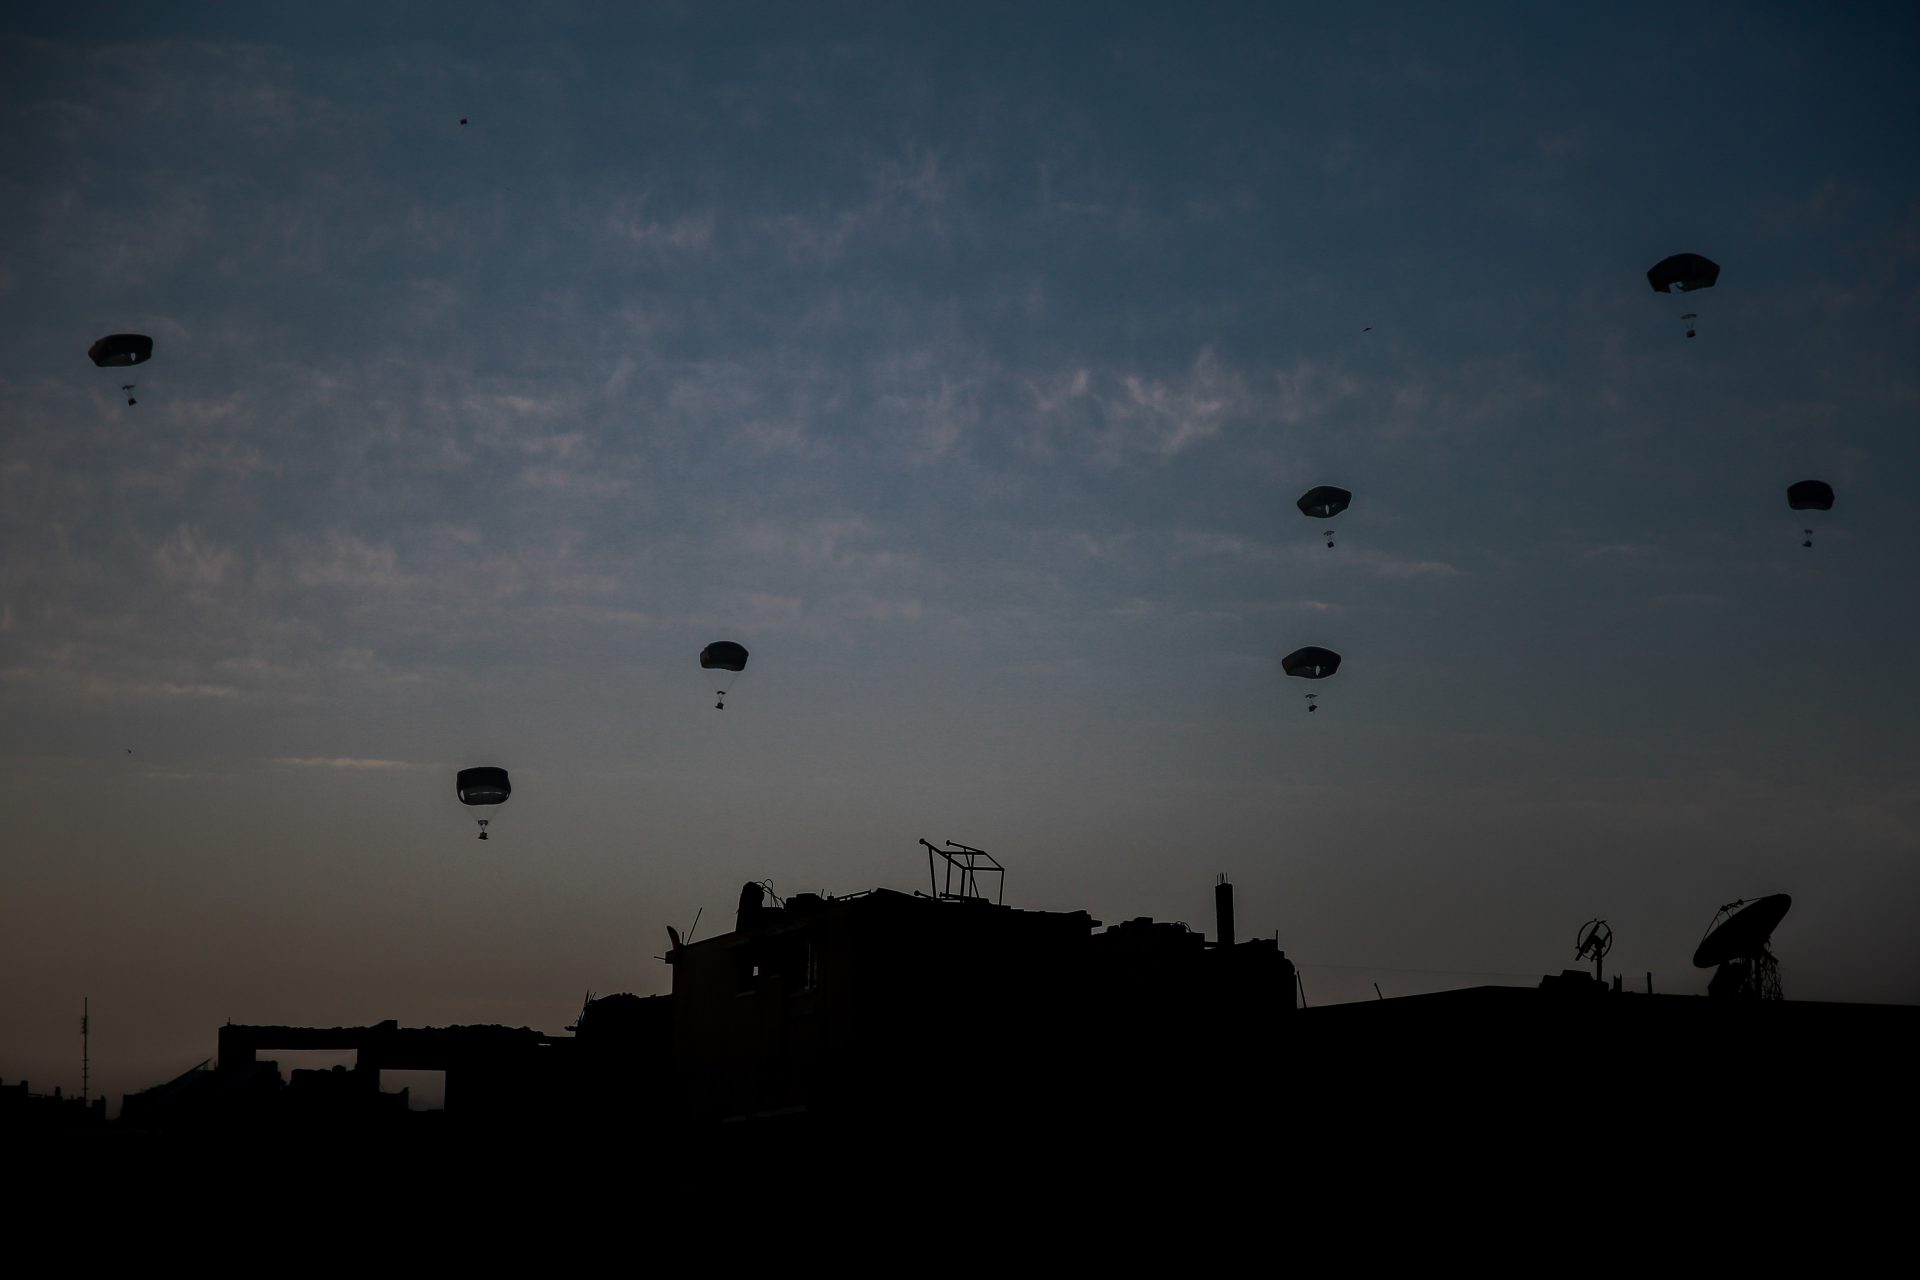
[459,117,469,125]
[1361,326,1372,332]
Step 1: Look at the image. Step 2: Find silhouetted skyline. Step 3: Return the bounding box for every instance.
[3,3,1918,1110]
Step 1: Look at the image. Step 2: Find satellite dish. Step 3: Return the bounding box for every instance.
[1692,895,1791,969]
[1575,918,1613,982]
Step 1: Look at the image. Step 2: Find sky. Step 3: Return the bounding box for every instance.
[3,2,1917,1112]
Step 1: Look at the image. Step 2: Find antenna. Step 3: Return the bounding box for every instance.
[1215,874,1234,950]
[1575,919,1614,984]
[81,997,89,1106]
[919,837,1004,904]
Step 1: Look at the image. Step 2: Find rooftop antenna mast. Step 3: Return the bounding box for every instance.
[919,838,1004,904]
[81,997,90,1106]
[1575,919,1614,985]
[661,907,703,964]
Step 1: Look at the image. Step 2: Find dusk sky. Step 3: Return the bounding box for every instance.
[4,2,1917,1110]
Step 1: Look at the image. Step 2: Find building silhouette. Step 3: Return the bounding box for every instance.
[0,1078,106,1131]
[89,872,1920,1157]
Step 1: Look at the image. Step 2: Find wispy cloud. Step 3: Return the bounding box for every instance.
[1344,549,1463,580]
[152,524,238,593]
[0,666,243,701]
[271,756,419,771]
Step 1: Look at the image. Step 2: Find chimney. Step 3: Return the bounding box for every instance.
[1215,875,1235,951]
[736,881,765,931]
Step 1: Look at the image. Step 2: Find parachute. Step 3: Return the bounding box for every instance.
[1646,255,1719,338]
[455,766,511,840]
[1646,254,1719,294]
[700,641,750,710]
[88,334,153,367]
[90,335,153,402]
[1788,480,1834,548]
[1297,486,1352,547]
[1786,480,1833,511]
[1282,646,1341,712]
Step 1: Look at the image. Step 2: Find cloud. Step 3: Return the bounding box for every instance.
[1648,592,1731,608]
[271,757,418,771]
[1171,530,1262,560]
[727,517,915,575]
[0,667,243,701]
[517,465,626,495]
[282,532,411,593]
[1345,549,1463,580]
[834,592,926,623]
[1022,350,1349,466]
[603,202,716,254]
[876,368,981,463]
[1028,349,1244,460]
[153,524,238,593]
[872,144,963,207]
